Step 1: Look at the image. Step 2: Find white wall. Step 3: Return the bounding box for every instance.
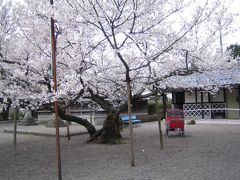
[226,88,239,119]
[210,90,224,102]
[184,91,195,103]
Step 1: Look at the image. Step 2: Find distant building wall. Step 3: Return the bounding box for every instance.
[196,91,208,103]
[184,91,195,103]
[173,87,240,120]
[226,88,239,119]
[210,90,224,102]
[38,99,148,126]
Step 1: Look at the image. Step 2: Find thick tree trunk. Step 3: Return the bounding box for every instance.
[58,110,121,143]
[86,88,123,143]
[52,105,122,143]
[101,112,121,143]
[90,112,121,143]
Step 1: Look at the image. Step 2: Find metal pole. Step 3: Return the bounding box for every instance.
[50,1,62,179]
[127,80,134,166]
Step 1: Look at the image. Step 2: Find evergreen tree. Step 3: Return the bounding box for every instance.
[227,44,240,59]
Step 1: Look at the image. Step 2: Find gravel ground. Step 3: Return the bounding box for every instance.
[1,122,240,180]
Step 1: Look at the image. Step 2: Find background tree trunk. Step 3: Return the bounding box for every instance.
[2,101,11,120]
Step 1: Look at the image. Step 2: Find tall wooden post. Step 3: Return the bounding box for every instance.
[156,95,163,150]
[238,85,240,118]
[162,93,167,119]
[66,122,70,140]
[158,120,163,150]
[13,107,18,149]
[50,0,62,179]
[90,102,93,124]
[161,93,167,148]
[200,91,204,119]
[127,79,134,166]
[66,106,71,140]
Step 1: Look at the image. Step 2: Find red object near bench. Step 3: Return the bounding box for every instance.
[165,109,184,137]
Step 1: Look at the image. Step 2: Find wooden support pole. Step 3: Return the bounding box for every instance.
[162,93,167,119]
[201,91,204,119]
[158,119,163,150]
[155,95,163,150]
[127,80,135,167]
[50,0,62,179]
[90,102,93,124]
[160,93,168,149]
[13,107,17,150]
[66,107,71,140]
[67,122,70,140]
[238,85,240,118]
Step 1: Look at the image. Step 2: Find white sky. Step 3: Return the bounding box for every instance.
[223,0,240,47]
[10,0,240,47]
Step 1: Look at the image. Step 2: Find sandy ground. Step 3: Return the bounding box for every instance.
[1,122,240,180]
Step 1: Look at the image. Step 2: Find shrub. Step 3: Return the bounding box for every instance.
[187,119,196,125]
[190,120,196,124]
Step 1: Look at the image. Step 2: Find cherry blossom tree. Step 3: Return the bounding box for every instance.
[0,0,237,142]
[60,0,235,142]
[1,0,101,135]
[0,0,16,120]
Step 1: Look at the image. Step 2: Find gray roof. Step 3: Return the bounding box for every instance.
[160,66,240,91]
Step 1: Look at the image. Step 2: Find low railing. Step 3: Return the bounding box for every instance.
[183,103,226,119]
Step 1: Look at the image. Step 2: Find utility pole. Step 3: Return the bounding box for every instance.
[49,0,62,179]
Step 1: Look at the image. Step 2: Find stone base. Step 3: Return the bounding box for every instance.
[37,111,54,124]
[19,119,38,126]
[46,119,66,128]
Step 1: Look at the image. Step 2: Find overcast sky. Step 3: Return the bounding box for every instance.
[10,0,240,47]
[221,0,240,47]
